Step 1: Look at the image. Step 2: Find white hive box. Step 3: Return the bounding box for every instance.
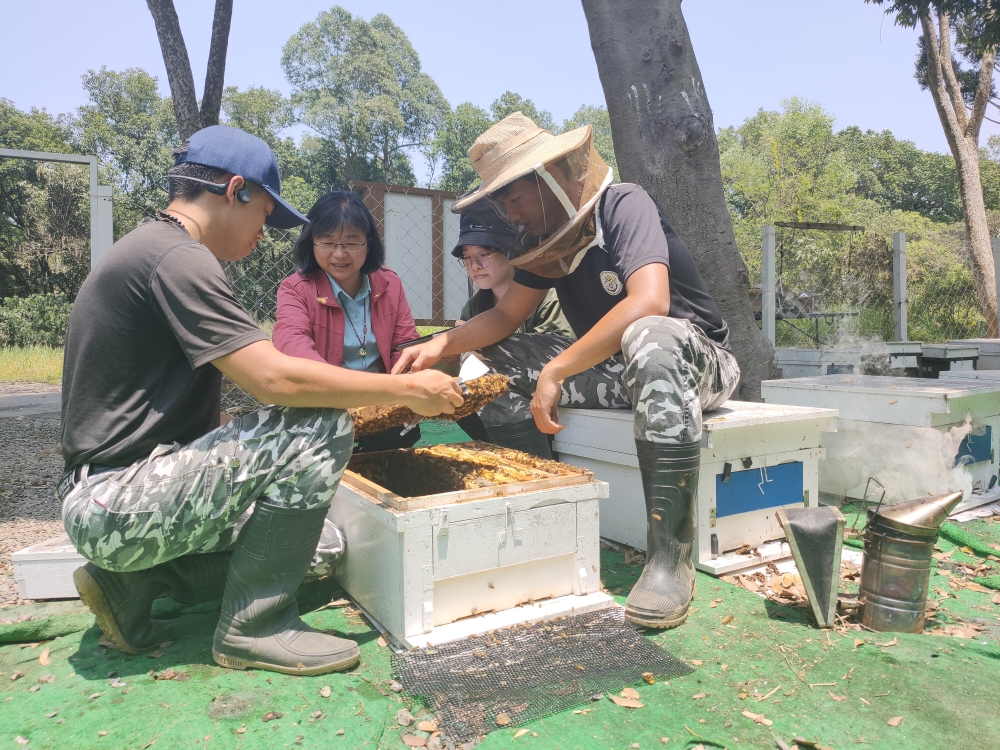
[774,348,823,378]
[762,375,1000,511]
[12,534,85,600]
[327,444,612,649]
[552,401,837,575]
[950,339,1000,371]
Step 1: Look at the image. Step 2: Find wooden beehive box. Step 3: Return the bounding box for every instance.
[762,375,1000,511]
[326,443,612,649]
[552,401,837,575]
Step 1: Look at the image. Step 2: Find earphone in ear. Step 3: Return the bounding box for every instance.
[169,174,251,203]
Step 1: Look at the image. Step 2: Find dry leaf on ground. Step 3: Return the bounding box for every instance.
[37,674,56,684]
[888,716,904,727]
[827,691,846,702]
[262,712,282,722]
[401,735,427,747]
[692,693,708,700]
[741,710,773,727]
[495,713,511,726]
[609,695,645,709]
[416,720,437,732]
[689,660,704,666]
[38,647,50,666]
[514,729,530,739]
[642,672,655,684]
[964,582,993,593]
[710,598,723,608]
[621,687,640,700]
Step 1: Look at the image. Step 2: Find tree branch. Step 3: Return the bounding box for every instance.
[920,11,966,155]
[968,47,998,140]
[200,0,233,129]
[937,11,971,132]
[146,0,201,141]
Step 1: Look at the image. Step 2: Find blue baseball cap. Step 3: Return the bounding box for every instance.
[174,125,308,229]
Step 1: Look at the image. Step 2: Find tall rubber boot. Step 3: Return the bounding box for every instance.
[73,552,234,654]
[212,502,361,676]
[486,419,553,459]
[73,563,175,654]
[625,440,700,629]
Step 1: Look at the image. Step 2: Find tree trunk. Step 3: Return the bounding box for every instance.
[199,0,233,129]
[918,12,998,336]
[581,0,775,399]
[146,0,201,141]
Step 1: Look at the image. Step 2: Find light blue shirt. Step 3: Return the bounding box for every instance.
[327,273,383,373]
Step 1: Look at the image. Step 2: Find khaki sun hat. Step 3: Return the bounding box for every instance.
[452,112,593,212]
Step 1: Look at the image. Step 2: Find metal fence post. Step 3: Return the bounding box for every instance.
[893,231,907,341]
[94,185,114,267]
[762,225,776,345]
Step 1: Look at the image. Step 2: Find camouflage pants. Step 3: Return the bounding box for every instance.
[477,316,741,444]
[62,407,355,573]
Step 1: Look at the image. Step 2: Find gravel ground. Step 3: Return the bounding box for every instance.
[0,383,64,605]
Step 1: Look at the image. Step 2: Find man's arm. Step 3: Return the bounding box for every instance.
[215,340,464,416]
[531,263,671,433]
[391,283,546,374]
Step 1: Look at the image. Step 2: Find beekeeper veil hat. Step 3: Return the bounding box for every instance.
[452,112,614,278]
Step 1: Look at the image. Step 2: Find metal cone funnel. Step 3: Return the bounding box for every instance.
[776,507,845,628]
[868,491,963,536]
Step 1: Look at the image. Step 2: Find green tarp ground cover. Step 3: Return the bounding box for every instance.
[4,505,1000,748]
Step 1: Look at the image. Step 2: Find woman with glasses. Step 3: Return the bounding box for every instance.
[273,191,422,451]
[452,213,574,456]
[453,214,574,339]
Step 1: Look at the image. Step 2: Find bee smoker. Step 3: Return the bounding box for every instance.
[858,491,963,633]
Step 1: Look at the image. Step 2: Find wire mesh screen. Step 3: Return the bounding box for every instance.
[749,227,895,349]
[392,607,694,744]
[219,183,473,415]
[746,224,992,349]
[906,232,991,343]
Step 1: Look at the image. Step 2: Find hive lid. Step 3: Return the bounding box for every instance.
[870,491,963,533]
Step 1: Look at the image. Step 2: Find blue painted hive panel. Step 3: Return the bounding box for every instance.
[716,462,803,518]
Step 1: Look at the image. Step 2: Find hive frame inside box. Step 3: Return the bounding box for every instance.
[328,447,613,649]
[552,402,837,576]
[761,375,1000,512]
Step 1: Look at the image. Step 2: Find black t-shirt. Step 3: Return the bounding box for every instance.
[513,184,730,351]
[61,218,267,471]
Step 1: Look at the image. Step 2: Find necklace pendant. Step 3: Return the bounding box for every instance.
[358,346,367,357]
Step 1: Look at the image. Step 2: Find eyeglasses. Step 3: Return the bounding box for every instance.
[314,240,367,253]
[457,251,499,270]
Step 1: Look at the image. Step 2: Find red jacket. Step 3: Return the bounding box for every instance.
[272,267,418,371]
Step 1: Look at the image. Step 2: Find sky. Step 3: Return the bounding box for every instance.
[3,0,996,177]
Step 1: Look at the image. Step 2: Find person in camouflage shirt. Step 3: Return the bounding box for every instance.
[59,126,462,676]
[394,113,740,630]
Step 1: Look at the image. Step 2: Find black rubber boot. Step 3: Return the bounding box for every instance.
[73,552,234,654]
[212,502,361,676]
[486,419,553,459]
[625,440,700,629]
[162,552,232,606]
[73,563,175,654]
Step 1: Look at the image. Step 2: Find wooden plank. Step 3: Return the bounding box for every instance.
[403,592,617,649]
[378,472,597,512]
[350,180,461,200]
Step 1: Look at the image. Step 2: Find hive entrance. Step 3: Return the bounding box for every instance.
[345,443,581,499]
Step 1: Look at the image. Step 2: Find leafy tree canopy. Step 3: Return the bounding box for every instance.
[281,6,447,186]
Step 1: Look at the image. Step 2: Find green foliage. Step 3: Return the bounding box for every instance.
[0,292,73,347]
[561,104,619,181]
[868,0,1000,55]
[720,97,990,344]
[74,67,177,238]
[431,102,493,193]
[281,6,446,186]
[489,92,555,131]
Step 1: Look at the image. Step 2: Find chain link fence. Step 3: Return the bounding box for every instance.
[220,183,473,415]
[746,223,990,352]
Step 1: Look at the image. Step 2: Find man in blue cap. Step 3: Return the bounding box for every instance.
[59,126,463,676]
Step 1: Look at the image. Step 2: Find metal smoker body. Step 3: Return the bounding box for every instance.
[858,491,962,633]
